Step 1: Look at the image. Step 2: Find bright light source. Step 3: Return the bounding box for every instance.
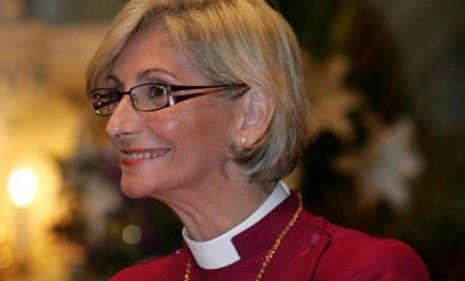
[8,168,39,208]
[122,224,142,245]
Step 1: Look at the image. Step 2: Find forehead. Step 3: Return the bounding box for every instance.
[109,25,207,85]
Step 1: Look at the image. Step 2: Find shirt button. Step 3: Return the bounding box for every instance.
[309,232,320,247]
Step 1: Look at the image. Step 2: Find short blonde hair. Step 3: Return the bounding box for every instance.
[87,0,309,183]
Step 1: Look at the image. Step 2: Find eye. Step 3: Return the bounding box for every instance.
[91,93,100,100]
[148,85,166,99]
[91,89,118,101]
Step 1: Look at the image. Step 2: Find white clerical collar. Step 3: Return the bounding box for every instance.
[182,181,290,270]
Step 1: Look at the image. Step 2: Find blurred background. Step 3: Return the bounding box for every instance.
[0,0,463,280]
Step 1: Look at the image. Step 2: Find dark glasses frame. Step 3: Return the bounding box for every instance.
[90,82,248,116]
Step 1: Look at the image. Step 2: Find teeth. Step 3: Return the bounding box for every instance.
[123,150,167,160]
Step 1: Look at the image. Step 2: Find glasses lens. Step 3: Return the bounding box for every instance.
[91,89,120,116]
[132,84,168,111]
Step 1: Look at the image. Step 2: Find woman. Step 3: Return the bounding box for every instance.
[87,0,430,280]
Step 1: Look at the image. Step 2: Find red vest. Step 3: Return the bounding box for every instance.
[111,192,430,280]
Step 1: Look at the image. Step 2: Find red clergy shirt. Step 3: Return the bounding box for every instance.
[110,192,430,281]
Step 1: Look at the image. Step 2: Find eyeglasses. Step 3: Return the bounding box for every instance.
[90,82,248,116]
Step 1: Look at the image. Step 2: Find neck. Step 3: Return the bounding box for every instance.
[153,175,273,241]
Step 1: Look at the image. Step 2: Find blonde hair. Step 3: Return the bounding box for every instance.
[87,0,309,183]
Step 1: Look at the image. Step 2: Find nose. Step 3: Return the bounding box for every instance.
[105,95,142,140]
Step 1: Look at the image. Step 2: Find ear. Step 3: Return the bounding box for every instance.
[234,88,275,148]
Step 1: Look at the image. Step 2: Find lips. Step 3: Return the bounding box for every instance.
[120,148,171,165]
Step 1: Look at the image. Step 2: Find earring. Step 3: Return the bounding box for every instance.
[241,137,246,145]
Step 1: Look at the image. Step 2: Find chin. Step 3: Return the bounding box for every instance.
[120,176,172,199]
[120,179,154,198]
[120,186,145,199]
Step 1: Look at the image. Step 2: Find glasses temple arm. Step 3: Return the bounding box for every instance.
[170,83,247,92]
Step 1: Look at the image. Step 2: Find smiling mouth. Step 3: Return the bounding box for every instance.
[121,149,171,162]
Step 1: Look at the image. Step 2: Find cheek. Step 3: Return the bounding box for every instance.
[181,106,234,148]
[152,103,233,144]
[150,106,234,173]
[148,108,200,144]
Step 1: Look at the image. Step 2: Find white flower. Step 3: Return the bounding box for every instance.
[360,118,423,208]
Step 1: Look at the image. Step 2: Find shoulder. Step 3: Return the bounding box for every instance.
[302,212,430,280]
[109,249,186,281]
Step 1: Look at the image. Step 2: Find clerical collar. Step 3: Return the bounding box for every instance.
[182,181,290,270]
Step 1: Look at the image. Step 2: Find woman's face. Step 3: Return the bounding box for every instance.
[105,26,239,198]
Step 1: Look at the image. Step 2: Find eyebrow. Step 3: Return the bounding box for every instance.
[105,74,121,85]
[139,68,178,80]
[105,68,178,86]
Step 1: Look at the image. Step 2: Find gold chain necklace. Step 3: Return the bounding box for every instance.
[183,194,303,281]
